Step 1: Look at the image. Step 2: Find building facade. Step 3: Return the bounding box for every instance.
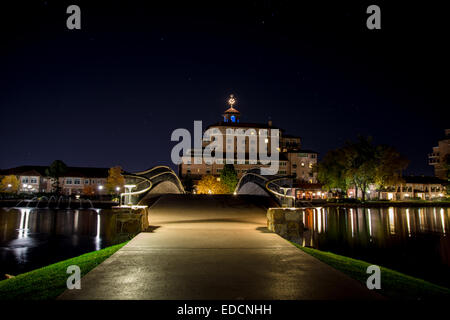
[428,129,450,180]
[347,176,447,201]
[0,165,109,195]
[179,95,318,182]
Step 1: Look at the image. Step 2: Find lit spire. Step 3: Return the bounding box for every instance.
[228,94,236,107]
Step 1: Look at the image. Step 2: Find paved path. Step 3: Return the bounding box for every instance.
[59,195,380,300]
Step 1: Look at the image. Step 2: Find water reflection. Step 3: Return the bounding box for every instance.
[0,208,117,276]
[299,206,450,288]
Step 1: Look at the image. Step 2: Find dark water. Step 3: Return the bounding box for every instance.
[299,207,450,288]
[1,206,449,289]
[0,208,120,276]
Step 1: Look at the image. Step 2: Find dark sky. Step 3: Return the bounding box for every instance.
[0,1,448,175]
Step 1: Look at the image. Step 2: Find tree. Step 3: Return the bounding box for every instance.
[196,175,227,194]
[343,137,378,201]
[374,145,409,198]
[106,166,125,195]
[0,175,19,193]
[220,164,238,194]
[317,136,408,201]
[82,185,95,196]
[45,160,68,194]
[316,149,351,196]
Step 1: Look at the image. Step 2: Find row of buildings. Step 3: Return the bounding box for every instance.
[0,166,110,196]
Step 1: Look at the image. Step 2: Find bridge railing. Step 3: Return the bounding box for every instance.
[120,166,185,205]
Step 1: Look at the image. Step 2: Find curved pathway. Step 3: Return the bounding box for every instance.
[59,194,381,300]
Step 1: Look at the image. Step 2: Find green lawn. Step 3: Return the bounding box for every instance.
[0,241,127,300]
[292,243,450,300]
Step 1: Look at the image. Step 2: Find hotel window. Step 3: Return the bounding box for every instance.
[66,179,73,185]
[85,179,89,184]
[30,178,37,184]
[22,178,29,183]
[74,179,81,185]
[309,163,313,169]
[187,169,191,173]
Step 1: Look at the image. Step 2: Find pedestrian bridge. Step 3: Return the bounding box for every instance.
[120,166,185,205]
[234,168,295,206]
[120,166,294,207]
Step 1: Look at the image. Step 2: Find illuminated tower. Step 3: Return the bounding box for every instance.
[222,94,240,123]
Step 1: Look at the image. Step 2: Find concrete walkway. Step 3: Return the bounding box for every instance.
[59,195,380,300]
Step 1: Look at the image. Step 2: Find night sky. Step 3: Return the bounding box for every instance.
[1,1,448,175]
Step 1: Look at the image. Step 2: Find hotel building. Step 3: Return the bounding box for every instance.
[179,95,318,183]
[428,129,450,180]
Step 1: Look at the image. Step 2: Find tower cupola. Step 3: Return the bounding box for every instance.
[222,94,240,123]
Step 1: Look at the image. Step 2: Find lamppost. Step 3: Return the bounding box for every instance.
[279,187,291,208]
[124,184,137,205]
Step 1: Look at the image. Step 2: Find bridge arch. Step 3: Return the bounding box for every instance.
[234,169,295,206]
[120,166,185,205]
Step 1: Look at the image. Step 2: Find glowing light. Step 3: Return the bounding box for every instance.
[228,94,236,106]
[406,208,411,237]
[440,208,446,235]
[98,185,104,190]
[389,207,395,234]
[317,207,322,233]
[350,208,354,238]
[116,186,121,191]
[368,209,372,237]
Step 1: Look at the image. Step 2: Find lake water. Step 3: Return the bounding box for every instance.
[299,206,450,288]
[0,208,121,277]
[1,206,449,289]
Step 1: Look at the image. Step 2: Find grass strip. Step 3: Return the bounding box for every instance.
[291,243,450,300]
[0,241,128,300]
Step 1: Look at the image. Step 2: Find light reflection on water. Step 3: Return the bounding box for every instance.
[299,206,450,288]
[0,207,115,276]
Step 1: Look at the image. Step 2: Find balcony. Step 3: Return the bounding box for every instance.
[428,158,440,165]
[428,152,440,158]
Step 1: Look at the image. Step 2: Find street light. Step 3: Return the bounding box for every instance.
[124,184,137,205]
[279,187,291,208]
